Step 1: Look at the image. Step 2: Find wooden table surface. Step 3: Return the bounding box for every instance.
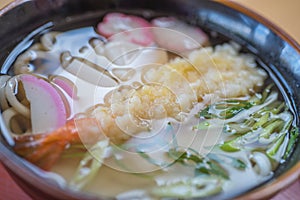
[0,0,299,199]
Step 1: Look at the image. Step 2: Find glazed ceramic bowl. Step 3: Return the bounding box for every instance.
[0,0,299,199]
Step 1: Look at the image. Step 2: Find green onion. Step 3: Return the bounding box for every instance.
[197,84,274,120]
[137,151,170,167]
[218,101,253,119]
[208,86,296,156]
[196,99,255,119]
[258,84,273,104]
[193,121,210,130]
[151,176,222,198]
[270,102,286,114]
[196,106,217,119]
[220,139,241,152]
[284,127,299,159]
[168,147,203,165]
[168,148,229,179]
[208,154,247,170]
[259,119,285,139]
[266,134,286,158]
[230,158,247,170]
[196,160,229,179]
[69,139,109,190]
[224,123,251,135]
[252,112,270,130]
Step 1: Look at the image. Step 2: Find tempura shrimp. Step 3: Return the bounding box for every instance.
[13,118,103,170]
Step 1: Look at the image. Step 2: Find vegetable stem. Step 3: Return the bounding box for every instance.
[69,139,109,190]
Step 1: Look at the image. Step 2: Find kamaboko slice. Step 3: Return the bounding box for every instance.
[97,12,154,46]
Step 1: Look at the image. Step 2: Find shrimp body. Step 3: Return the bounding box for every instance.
[13,118,103,170]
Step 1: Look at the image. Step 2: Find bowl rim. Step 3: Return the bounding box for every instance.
[0,0,28,16]
[0,0,299,199]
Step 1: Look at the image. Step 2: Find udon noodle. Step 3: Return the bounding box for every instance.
[0,12,298,199]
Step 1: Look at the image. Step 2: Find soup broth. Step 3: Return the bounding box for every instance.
[0,12,298,199]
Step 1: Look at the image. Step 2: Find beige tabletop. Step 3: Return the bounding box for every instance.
[0,0,299,200]
[235,0,300,43]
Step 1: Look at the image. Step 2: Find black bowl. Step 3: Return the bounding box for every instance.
[0,0,299,199]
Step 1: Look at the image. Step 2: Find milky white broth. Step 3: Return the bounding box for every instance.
[1,13,297,200]
[51,104,270,199]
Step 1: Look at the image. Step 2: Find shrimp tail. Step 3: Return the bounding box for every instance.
[13,118,103,170]
[14,139,66,170]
